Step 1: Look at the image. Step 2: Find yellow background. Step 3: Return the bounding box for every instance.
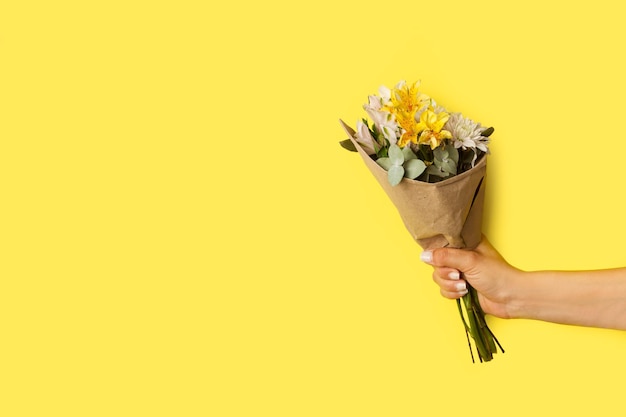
[2,1,626,415]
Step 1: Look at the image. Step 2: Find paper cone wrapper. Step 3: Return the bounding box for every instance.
[341,120,487,251]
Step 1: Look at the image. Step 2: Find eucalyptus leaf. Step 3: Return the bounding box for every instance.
[388,165,404,186]
[339,139,357,152]
[442,159,457,175]
[388,144,404,166]
[447,144,459,164]
[404,158,426,179]
[402,146,418,161]
[482,126,494,137]
[375,157,393,171]
[426,164,450,178]
[433,147,448,161]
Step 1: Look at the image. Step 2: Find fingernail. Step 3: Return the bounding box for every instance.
[420,250,433,264]
[448,271,460,280]
[458,289,469,296]
[455,282,467,292]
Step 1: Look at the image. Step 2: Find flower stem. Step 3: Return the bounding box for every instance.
[457,285,503,363]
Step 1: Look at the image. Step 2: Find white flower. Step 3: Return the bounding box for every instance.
[431,99,448,115]
[446,112,490,153]
[355,120,378,155]
[378,85,391,104]
[363,103,398,145]
[393,80,406,91]
[366,94,382,111]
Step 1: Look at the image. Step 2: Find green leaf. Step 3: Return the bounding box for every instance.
[388,165,404,186]
[426,164,450,178]
[402,146,418,161]
[441,159,457,175]
[388,144,404,166]
[461,148,475,165]
[433,147,447,161]
[481,126,495,137]
[447,144,459,164]
[403,158,426,179]
[418,144,433,162]
[339,139,357,152]
[375,157,393,171]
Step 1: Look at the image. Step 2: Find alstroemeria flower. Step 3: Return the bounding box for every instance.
[383,80,430,116]
[364,102,398,145]
[366,94,382,111]
[378,85,391,104]
[396,112,419,148]
[355,120,379,155]
[414,107,453,149]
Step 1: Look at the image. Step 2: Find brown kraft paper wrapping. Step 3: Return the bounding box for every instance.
[340,120,487,251]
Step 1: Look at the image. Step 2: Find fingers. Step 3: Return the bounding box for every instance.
[432,267,468,299]
[421,247,479,272]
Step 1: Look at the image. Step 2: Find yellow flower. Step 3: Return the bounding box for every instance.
[396,112,419,147]
[382,80,429,116]
[415,107,453,149]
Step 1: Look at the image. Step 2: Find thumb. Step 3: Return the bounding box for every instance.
[420,247,478,273]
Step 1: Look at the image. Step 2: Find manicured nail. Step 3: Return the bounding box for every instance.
[458,289,469,296]
[420,250,433,264]
[449,271,460,280]
[455,282,467,292]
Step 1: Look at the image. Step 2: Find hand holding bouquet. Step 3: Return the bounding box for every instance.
[340,80,503,362]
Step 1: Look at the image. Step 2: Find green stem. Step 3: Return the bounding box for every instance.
[463,293,490,361]
[457,284,503,363]
[456,299,475,363]
[470,288,496,357]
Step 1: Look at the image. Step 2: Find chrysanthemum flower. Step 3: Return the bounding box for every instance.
[445,112,490,166]
[446,113,489,150]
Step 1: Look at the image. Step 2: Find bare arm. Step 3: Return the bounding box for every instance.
[511,268,626,330]
[421,237,626,330]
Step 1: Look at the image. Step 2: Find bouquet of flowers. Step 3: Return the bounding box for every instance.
[340,80,503,362]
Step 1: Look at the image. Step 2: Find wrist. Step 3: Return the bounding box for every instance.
[502,269,534,320]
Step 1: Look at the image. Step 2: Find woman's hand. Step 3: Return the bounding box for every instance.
[422,236,626,329]
[420,237,523,319]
